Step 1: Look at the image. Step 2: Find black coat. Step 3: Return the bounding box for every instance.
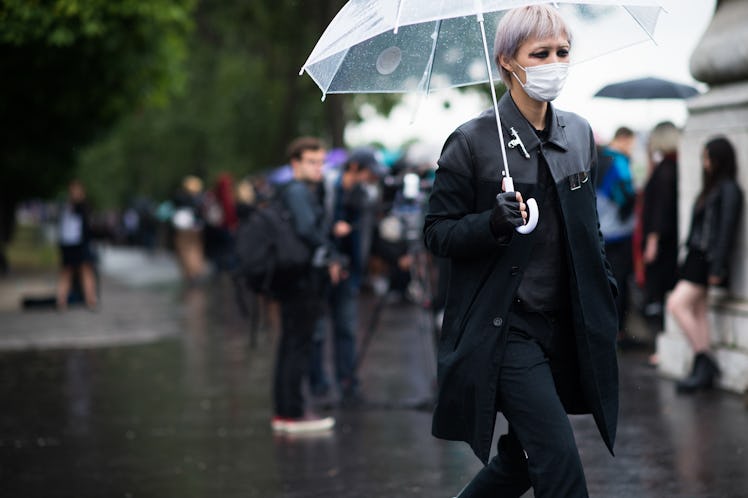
[686,178,743,281]
[424,93,619,464]
[641,154,679,299]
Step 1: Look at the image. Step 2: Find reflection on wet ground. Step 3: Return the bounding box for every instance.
[1,277,747,497]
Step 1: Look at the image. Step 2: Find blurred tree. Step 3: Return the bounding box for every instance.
[0,0,195,266]
[76,0,407,208]
[77,0,344,208]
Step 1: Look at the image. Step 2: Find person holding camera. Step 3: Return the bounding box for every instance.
[309,147,383,405]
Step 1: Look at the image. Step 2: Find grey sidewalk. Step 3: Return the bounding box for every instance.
[1,246,747,497]
[0,246,183,350]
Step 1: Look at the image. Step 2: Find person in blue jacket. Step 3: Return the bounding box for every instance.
[595,126,637,345]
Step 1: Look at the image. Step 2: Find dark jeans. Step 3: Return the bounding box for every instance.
[605,237,633,333]
[274,294,323,418]
[309,278,359,395]
[459,312,588,498]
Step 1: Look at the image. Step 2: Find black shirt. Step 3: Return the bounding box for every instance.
[515,127,570,312]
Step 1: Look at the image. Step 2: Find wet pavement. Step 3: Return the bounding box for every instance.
[1,247,747,497]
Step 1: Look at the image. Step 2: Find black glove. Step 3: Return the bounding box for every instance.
[490,191,525,237]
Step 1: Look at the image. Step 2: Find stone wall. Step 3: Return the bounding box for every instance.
[656,0,748,394]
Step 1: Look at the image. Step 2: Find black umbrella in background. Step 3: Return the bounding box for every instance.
[594,76,701,100]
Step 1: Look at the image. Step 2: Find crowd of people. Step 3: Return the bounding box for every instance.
[50,139,440,428]
[595,122,744,397]
[43,6,745,497]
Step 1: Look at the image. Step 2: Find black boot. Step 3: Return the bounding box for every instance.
[676,352,720,393]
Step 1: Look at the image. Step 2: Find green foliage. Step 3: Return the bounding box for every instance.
[76,0,353,208]
[3,0,490,212]
[0,0,195,210]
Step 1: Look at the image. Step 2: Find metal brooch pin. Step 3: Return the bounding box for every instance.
[507,127,530,159]
[569,173,581,190]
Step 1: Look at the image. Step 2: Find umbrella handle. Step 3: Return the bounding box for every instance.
[477,13,537,235]
[503,176,539,235]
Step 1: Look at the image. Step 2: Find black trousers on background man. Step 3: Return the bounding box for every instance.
[274,294,323,418]
[458,310,589,498]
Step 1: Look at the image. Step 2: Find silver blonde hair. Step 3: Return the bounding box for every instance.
[648,121,681,155]
[493,5,572,87]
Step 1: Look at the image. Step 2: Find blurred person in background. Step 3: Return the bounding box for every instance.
[667,136,743,393]
[235,177,257,222]
[172,175,206,284]
[132,197,159,252]
[640,122,680,340]
[309,147,383,405]
[271,136,341,434]
[369,159,428,302]
[596,126,637,347]
[203,173,239,274]
[56,179,98,311]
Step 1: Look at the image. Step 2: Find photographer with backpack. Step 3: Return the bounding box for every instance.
[269,136,341,434]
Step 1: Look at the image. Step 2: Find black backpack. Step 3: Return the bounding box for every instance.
[233,185,311,296]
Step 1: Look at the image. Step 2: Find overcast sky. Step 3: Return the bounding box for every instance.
[345,0,717,156]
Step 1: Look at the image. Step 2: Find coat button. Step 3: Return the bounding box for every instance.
[492,317,503,327]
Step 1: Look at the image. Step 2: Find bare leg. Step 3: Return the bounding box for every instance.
[693,291,712,352]
[80,263,98,309]
[666,280,710,353]
[57,267,73,310]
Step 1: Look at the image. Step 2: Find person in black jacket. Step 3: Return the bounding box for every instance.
[308,147,382,403]
[666,136,743,393]
[641,122,680,334]
[424,6,618,497]
[270,137,341,434]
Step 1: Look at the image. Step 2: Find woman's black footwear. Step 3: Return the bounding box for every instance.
[676,352,720,393]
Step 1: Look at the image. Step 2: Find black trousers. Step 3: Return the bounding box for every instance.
[459,311,588,498]
[273,294,323,418]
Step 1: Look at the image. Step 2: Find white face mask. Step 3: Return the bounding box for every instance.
[512,62,569,102]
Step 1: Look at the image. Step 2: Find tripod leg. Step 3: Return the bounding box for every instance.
[412,249,438,383]
[249,291,260,349]
[353,289,388,374]
[231,275,262,349]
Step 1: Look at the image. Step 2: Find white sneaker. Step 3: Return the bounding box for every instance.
[271,415,335,433]
[271,416,288,432]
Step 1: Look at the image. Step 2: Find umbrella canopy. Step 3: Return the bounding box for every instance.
[301,1,663,98]
[594,76,700,99]
[300,0,665,233]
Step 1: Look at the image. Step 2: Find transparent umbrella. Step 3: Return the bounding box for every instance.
[300,0,665,233]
